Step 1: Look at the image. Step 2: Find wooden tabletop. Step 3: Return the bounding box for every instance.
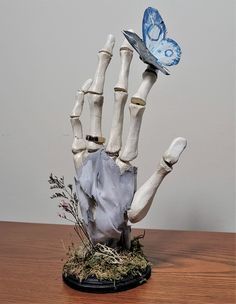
[0,222,235,304]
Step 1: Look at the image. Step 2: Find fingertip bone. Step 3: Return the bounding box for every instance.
[81,78,93,93]
[100,34,115,55]
[163,137,187,166]
[71,91,84,117]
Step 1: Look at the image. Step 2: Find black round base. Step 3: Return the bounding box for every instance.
[62,265,151,293]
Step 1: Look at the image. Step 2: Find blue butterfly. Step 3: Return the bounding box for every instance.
[123,7,181,75]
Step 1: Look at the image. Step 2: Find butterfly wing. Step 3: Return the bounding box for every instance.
[150,38,181,66]
[122,31,147,59]
[142,7,166,50]
[142,7,181,67]
[123,30,170,75]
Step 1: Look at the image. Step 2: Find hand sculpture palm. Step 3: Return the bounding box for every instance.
[70,34,187,249]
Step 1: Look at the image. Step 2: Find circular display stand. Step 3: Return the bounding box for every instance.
[63,265,151,293]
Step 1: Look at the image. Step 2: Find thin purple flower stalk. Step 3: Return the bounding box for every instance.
[49,173,93,251]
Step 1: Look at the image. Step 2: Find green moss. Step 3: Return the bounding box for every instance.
[63,237,150,282]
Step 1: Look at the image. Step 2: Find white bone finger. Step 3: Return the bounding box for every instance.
[106,36,133,156]
[71,91,84,117]
[70,117,86,153]
[119,104,145,162]
[81,78,93,93]
[87,93,104,151]
[163,137,187,165]
[114,37,133,92]
[131,67,157,106]
[89,34,115,94]
[70,117,87,170]
[86,35,115,152]
[127,161,171,223]
[117,67,157,165]
[70,79,92,170]
[127,137,187,223]
[106,91,128,155]
[71,79,92,117]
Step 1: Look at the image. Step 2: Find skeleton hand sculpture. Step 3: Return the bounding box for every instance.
[70,34,187,249]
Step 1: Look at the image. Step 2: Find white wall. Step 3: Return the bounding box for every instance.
[0,0,235,232]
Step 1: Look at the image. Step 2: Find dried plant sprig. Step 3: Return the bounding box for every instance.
[48,173,93,251]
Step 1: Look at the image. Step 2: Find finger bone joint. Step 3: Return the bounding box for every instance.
[114,87,127,93]
[99,49,113,57]
[120,47,133,53]
[131,97,146,106]
[87,90,103,95]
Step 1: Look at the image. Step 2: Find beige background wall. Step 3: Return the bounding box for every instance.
[0,0,235,232]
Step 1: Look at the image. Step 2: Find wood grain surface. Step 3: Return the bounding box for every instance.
[0,222,235,304]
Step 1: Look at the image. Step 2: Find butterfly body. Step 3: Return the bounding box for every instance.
[123,7,181,75]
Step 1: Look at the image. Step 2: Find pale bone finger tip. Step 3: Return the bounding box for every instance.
[81,78,93,93]
[102,34,115,54]
[71,93,84,117]
[163,137,187,166]
[72,80,92,117]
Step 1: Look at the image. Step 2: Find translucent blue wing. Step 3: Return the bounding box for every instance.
[142,7,166,52]
[142,7,181,67]
[151,38,181,66]
[123,30,170,75]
